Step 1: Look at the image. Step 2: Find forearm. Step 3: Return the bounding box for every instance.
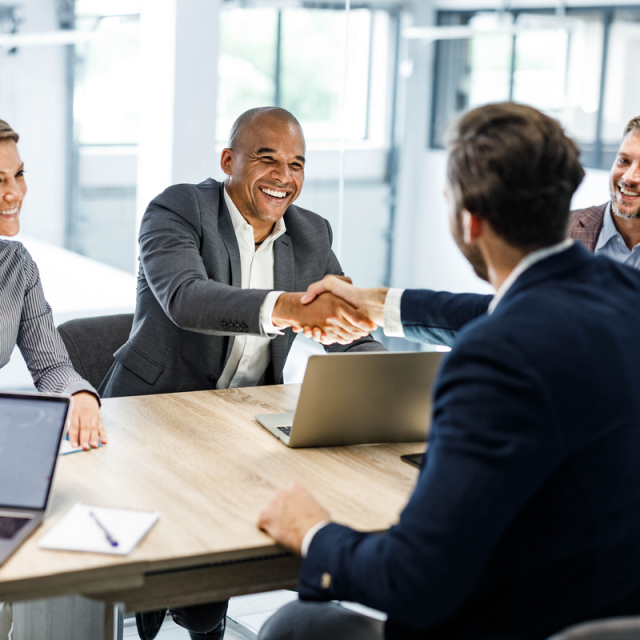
[18,286,98,396]
[400,290,492,347]
[299,523,458,628]
[162,277,269,336]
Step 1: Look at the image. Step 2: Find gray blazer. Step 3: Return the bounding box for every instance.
[99,179,383,398]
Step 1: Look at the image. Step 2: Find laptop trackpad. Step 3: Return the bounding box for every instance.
[255,412,295,432]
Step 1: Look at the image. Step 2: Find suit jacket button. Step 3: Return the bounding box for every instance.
[321,573,331,589]
[207,375,215,384]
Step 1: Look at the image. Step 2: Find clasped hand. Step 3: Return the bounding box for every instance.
[289,276,388,345]
[272,284,377,345]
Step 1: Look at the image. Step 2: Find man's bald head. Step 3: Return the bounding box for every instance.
[228,107,302,151]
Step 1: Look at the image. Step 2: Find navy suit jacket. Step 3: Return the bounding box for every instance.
[299,244,640,639]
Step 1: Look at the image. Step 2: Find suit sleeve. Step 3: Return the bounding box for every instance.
[298,331,563,629]
[399,289,492,347]
[139,184,269,337]
[321,220,387,354]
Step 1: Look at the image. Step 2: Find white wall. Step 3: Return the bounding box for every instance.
[0,0,69,246]
[400,149,612,295]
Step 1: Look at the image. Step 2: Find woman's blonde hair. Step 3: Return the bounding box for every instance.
[0,119,19,143]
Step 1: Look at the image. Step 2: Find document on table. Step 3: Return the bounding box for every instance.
[59,439,104,455]
[39,503,159,555]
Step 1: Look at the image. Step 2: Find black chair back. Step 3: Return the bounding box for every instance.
[57,314,134,390]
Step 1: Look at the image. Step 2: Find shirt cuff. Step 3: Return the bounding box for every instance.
[383,288,405,337]
[261,291,286,336]
[301,520,331,558]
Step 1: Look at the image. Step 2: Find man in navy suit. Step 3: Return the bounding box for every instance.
[256,103,640,640]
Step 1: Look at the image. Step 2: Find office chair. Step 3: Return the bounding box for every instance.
[57,313,134,389]
[548,617,640,639]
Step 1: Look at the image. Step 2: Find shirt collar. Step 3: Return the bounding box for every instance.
[594,202,619,252]
[223,186,286,244]
[488,239,575,314]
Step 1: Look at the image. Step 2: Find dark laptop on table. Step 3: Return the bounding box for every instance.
[256,351,444,448]
[0,392,71,566]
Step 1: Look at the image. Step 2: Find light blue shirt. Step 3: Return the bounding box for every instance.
[594,203,640,269]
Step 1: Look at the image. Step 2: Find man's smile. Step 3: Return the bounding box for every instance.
[619,184,640,198]
[259,185,292,203]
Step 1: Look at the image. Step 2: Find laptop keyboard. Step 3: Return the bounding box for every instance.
[277,426,292,437]
[0,516,29,540]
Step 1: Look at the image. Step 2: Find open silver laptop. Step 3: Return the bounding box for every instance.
[256,351,444,447]
[0,392,71,566]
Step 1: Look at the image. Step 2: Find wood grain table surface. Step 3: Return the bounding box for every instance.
[0,384,424,606]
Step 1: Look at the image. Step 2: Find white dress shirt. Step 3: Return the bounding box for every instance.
[594,203,640,269]
[216,188,285,389]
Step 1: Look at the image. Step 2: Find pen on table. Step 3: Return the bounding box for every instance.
[89,510,119,547]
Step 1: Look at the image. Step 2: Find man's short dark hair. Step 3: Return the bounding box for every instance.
[228,107,302,150]
[447,102,585,251]
[624,116,640,137]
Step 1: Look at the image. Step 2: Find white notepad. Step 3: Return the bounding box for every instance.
[59,440,104,455]
[39,503,159,555]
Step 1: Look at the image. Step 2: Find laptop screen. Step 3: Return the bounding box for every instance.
[0,394,70,511]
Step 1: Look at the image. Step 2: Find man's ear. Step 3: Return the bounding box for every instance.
[462,209,484,244]
[220,148,234,176]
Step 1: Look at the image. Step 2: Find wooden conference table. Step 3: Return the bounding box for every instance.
[0,384,424,640]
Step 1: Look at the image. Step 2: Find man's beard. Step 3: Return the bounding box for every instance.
[452,210,490,282]
[612,198,640,220]
[611,181,640,220]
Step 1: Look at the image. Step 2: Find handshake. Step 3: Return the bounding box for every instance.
[271,276,388,345]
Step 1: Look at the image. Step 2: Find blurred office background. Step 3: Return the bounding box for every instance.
[1,0,638,389]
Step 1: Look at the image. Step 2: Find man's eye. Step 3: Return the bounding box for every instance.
[16,170,24,177]
[291,164,303,171]
[262,156,275,162]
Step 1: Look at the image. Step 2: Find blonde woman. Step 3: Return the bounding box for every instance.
[0,119,106,640]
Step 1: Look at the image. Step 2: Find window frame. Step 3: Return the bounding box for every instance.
[429,5,638,169]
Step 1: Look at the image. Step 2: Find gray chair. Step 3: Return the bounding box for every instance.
[57,314,133,390]
[548,617,640,640]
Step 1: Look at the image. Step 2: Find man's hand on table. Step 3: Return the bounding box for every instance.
[272,290,377,345]
[258,484,330,555]
[69,392,107,450]
[294,276,389,344]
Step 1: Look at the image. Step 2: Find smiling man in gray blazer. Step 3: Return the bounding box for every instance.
[99,107,384,640]
[100,107,382,401]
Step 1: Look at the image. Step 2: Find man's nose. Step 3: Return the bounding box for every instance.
[622,161,640,186]
[270,162,292,184]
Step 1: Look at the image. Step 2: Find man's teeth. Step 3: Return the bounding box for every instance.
[0,207,18,216]
[261,187,287,199]
[620,187,640,197]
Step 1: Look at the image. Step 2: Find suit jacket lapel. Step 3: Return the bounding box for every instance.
[569,203,607,252]
[217,186,241,367]
[218,188,242,288]
[271,234,295,382]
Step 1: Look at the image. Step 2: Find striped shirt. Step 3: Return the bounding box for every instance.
[0,240,96,396]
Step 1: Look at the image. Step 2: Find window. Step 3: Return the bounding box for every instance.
[74,1,141,145]
[431,7,638,169]
[217,6,375,143]
[601,8,640,164]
